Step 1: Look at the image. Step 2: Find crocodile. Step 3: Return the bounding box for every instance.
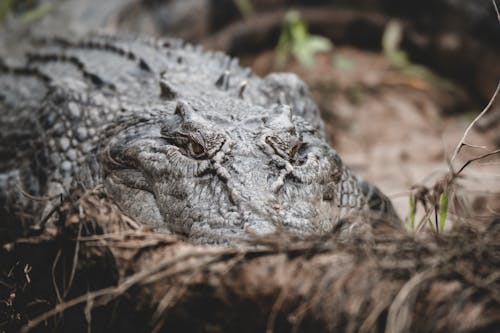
[0,35,400,245]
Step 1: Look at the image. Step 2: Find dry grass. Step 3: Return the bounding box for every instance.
[1,190,499,333]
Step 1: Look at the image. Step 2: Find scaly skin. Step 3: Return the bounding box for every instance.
[0,36,400,244]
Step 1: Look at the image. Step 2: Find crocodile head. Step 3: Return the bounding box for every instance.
[100,95,375,245]
[97,68,397,245]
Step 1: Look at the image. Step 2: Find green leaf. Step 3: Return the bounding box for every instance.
[439,192,449,231]
[306,36,332,52]
[20,2,55,23]
[290,21,307,41]
[387,50,410,69]
[409,192,416,230]
[293,44,315,67]
[275,9,332,68]
[0,0,13,21]
[382,20,403,55]
[234,0,254,18]
[293,33,331,67]
[381,19,457,90]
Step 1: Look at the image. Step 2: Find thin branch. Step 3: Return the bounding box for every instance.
[460,142,488,150]
[51,250,63,304]
[416,206,433,232]
[493,0,500,22]
[17,186,60,202]
[456,149,500,176]
[450,81,500,163]
[36,202,60,228]
[63,223,82,299]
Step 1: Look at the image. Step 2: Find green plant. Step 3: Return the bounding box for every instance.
[0,0,13,21]
[0,0,61,24]
[22,1,60,23]
[408,192,416,230]
[409,82,500,233]
[385,16,499,232]
[234,0,254,19]
[438,191,449,231]
[382,19,454,89]
[275,10,332,68]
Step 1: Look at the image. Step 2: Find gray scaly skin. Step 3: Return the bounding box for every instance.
[0,36,400,245]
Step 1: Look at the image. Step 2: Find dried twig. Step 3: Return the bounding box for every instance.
[460,142,488,150]
[63,222,83,299]
[413,75,500,231]
[456,149,500,176]
[51,249,63,304]
[450,81,500,164]
[493,0,500,22]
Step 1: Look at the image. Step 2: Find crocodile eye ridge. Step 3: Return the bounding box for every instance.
[161,128,227,160]
[265,132,303,161]
[162,133,208,159]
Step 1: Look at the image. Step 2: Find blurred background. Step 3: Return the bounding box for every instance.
[1,0,499,229]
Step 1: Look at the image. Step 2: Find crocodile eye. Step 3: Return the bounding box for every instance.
[265,134,303,161]
[162,134,208,159]
[189,140,205,157]
[265,136,284,157]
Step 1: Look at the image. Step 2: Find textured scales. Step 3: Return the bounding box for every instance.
[0,35,399,244]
